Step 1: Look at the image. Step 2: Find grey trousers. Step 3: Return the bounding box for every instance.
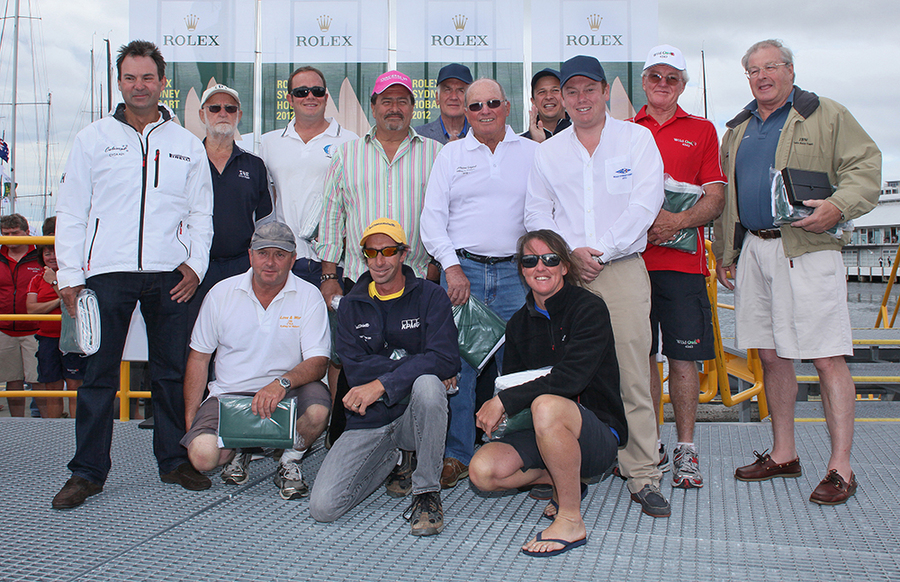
[309,375,448,522]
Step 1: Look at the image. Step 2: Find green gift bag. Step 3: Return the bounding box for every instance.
[217,395,297,449]
[451,296,506,372]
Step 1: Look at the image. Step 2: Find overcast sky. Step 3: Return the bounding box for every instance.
[1,0,896,222]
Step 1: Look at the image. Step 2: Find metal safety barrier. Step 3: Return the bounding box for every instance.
[0,234,149,420]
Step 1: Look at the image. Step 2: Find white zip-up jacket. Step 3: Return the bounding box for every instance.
[56,104,213,289]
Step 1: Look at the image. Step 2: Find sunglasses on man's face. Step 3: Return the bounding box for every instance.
[291,86,327,98]
[206,104,238,114]
[467,99,504,112]
[362,246,402,259]
[520,253,561,268]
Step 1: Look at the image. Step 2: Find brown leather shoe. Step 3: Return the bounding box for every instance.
[810,470,857,505]
[52,475,103,509]
[734,450,801,481]
[439,457,468,489]
[161,462,212,491]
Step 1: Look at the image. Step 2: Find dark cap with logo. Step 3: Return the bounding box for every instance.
[437,63,473,85]
[531,68,561,92]
[559,55,607,89]
[251,221,296,253]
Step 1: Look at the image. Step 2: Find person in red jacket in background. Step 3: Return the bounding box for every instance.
[26,217,85,418]
[0,213,42,416]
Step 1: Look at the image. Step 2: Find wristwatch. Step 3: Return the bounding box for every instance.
[276,376,291,390]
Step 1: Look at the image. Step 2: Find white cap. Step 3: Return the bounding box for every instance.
[200,84,241,107]
[643,44,686,71]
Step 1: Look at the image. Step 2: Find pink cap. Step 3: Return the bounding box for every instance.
[372,70,413,96]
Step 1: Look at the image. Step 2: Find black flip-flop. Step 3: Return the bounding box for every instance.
[521,531,587,557]
[541,481,588,520]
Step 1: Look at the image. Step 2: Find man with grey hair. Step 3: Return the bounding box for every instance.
[182,221,331,500]
[421,77,538,489]
[417,63,473,144]
[190,83,273,326]
[714,39,881,505]
[631,44,726,490]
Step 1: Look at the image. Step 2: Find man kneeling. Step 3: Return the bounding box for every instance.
[182,222,332,500]
[310,218,460,535]
[470,230,628,557]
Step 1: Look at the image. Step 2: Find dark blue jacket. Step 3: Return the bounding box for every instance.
[336,265,460,429]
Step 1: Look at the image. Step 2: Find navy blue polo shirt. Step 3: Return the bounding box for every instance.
[206,141,273,260]
[735,90,794,231]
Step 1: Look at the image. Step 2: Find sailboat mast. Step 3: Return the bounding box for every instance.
[701,49,708,119]
[9,0,21,211]
[43,93,50,220]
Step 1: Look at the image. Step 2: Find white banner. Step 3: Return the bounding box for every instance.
[130,0,257,63]
[532,0,657,63]
[261,0,389,64]
[396,0,524,63]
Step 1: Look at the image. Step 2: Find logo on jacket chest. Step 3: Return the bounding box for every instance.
[400,318,420,330]
[105,145,128,158]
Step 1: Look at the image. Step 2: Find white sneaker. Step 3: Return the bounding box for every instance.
[221,450,251,485]
[672,444,703,488]
[273,460,308,500]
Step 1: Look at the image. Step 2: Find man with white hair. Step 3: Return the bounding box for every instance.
[190,84,273,325]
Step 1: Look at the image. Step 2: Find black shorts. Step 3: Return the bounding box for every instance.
[35,335,86,383]
[495,403,619,479]
[649,270,714,361]
[181,381,332,448]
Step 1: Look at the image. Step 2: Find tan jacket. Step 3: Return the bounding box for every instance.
[713,87,881,267]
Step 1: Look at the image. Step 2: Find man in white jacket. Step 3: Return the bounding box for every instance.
[52,40,213,510]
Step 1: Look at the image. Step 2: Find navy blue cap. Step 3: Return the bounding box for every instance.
[531,68,561,92]
[436,63,473,85]
[559,55,607,88]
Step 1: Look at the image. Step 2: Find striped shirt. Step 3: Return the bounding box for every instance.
[318,126,442,282]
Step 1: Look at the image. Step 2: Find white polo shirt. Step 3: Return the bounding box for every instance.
[525,115,664,262]
[259,117,358,260]
[421,126,539,268]
[190,269,331,398]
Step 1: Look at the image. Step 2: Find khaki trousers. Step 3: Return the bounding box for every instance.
[584,255,661,493]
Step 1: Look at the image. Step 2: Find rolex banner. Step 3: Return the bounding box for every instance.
[130,0,657,141]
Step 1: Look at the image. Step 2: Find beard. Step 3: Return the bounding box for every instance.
[204,119,237,138]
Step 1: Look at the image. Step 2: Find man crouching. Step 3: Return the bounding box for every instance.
[182,222,332,500]
[310,218,460,535]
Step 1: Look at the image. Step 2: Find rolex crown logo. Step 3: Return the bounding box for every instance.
[452,14,467,31]
[587,13,602,30]
[318,15,332,32]
[185,14,199,31]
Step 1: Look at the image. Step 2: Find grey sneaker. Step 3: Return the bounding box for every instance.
[221,450,251,485]
[672,444,703,489]
[658,442,671,473]
[630,484,671,518]
[274,460,309,500]
[403,491,444,536]
[385,450,416,498]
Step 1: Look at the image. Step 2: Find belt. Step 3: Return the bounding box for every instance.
[605,252,640,265]
[749,228,782,240]
[456,249,515,265]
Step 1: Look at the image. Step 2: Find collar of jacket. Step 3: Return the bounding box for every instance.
[524,281,575,318]
[112,103,173,126]
[725,85,819,129]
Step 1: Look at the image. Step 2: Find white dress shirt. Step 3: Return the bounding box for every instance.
[259,118,358,260]
[421,126,539,268]
[525,115,664,262]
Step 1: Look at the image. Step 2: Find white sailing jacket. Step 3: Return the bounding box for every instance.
[56,104,213,289]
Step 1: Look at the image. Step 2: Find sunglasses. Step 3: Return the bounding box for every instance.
[645,72,682,86]
[520,253,561,268]
[467,99,504,112]
[362,246,402,259]
[291,86,327,98]
[206,104,238,114]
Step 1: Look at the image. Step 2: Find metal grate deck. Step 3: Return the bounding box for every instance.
[1,413,898,582]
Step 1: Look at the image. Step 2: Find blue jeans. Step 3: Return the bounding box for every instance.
[68,271,191,484]
[443,257,526,465]
[309,375,447,522]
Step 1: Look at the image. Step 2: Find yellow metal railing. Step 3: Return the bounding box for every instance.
[0,234,149,420]
[874,240,900,328]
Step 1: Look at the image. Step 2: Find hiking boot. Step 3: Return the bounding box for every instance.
[672,444,703,489]
[404,491,444,536]
[274,460,309,500]
[385,450,416,498]
[221,450,251,485]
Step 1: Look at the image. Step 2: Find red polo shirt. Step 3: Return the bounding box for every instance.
[631,105,726,275]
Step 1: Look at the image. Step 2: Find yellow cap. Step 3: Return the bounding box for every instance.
[360,218,407,246]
